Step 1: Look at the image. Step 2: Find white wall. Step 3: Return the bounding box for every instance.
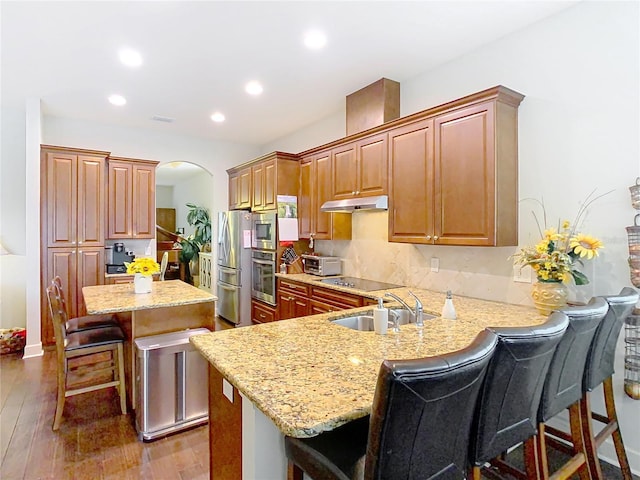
[263,1,640,471]
[156,185,174,208]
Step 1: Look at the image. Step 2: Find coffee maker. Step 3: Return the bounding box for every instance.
[106,242,135,273]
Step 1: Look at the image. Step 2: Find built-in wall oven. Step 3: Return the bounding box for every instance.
[251,250,277,306]
[252,211,277,251]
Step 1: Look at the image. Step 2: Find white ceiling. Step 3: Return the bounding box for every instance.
[2,1,577,147]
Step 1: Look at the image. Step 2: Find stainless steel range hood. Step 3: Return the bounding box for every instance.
[320,195,388,213]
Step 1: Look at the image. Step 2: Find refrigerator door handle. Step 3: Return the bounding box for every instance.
[218,282,237,292]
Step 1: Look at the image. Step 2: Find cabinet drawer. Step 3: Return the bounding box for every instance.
[311,286,363,309]
[278,279,310,297]
[310,299,347,315]
[252,300,277,324]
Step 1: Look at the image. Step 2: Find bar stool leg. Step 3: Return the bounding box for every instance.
[535,424,550,480]
[603,377,633,480]
[52,357,67,431]
[523,435,542,480]
[287,461,303,480]
[568,402,590,480]
[116,343,127,414]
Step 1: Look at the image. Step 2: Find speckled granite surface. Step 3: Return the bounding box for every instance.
[190,275,546,439]
[83,280,216,314]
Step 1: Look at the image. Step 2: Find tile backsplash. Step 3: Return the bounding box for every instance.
[316,211,542,308]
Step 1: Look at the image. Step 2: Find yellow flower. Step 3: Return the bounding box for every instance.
[562,220,570,230]
[570,234,603,260]
[125,257,160,276]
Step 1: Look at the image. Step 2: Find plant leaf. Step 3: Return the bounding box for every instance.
[571,270,590,286]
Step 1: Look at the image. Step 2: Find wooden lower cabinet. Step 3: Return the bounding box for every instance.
[42,247,105,345]
[277,278,374,320]
[251,299,277,324]
[209,365,242,479]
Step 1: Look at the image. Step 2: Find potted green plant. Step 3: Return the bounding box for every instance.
[179,204,212,284]
[186,203,212,252]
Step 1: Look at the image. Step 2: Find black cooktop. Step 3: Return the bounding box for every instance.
[317,276,402,292]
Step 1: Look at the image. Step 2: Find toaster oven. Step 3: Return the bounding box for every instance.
[301,255,341,276]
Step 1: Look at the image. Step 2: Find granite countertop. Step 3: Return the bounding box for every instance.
[190,280,546,439]
[83,279,217,314]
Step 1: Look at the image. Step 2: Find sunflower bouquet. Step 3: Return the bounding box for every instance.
[125,257,160,277]
[512,192,607,285]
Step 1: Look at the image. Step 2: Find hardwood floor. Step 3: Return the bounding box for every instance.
[1,313,636,480]
[1,317,236,480]
[1,348,209,480]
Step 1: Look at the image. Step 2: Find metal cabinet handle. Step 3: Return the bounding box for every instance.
[259,313,266,319]
[426,235,431,240]
[433,236,439,241]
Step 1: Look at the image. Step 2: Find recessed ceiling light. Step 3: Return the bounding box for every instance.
[210,112,225,123]
[304,30,327,49]
[119,48,143,67]
[245,81,263,96]
[108,94,126,106]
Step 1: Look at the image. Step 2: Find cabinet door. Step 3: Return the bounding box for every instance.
[44,248,77,344]
[332,144,357,199]
[77,155,105,246]
[252,163,264,211]
[388,119,434,244]
[277,290,295,320]
[237,167,252,210]
[298,159,313,238]
[46,152,77,247]
[228,172,239,209]
[251,300,277,324]
[292,295,310,318]
[132,163,156,238]
[314,153,333,240]
[357,133,388,197]
[77,247,105,317]
[434,102,495,245]
[108,161,133,238]
[262,159,277,210]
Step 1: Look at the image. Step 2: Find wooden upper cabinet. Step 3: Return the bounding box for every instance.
[389,87,523,246]
[107,157,158,239]
[132,163,156,237]
[45,150,106,247]
[333,133,388,200]
[388,119,434,243]
[434,102,496,246]
[299,152,351,241]
[229,152,299,212]
[228,166,252,210]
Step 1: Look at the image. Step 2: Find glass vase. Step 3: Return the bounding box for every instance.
[531,280,568,315]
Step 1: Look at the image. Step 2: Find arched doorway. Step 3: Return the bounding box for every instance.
[156,162,213,285]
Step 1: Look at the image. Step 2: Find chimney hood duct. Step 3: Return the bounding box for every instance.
[320,195,388,213]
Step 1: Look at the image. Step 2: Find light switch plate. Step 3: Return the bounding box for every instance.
[430,257,439,273]
[223,378,234,403]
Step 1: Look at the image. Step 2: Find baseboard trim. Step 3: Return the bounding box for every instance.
[22,342,43,358]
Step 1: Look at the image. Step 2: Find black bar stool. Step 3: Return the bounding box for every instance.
[469,311,569,480]
[285,329,498,480]
[533,298,609,479]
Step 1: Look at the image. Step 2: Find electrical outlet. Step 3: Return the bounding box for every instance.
[513,265,532,283]
[430,257,440,273]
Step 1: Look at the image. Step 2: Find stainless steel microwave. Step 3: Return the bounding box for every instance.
[252,211,277,251]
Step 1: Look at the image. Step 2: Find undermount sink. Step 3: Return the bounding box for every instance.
[331,309,435,331]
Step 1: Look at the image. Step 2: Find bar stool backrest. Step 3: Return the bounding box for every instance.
[585,288,638,391]
[364,330,498,479]
[539,298,609,422]
[471,312,569,465]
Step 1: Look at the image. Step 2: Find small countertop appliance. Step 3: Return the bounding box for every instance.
[301,254,341,276]
[106,242,135,274]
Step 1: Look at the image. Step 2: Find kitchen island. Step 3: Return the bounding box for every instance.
[83,280,216,405]
[190,281,545,479]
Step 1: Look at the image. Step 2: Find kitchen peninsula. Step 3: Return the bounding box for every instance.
[190,281,545,479]
[83,280,216,405]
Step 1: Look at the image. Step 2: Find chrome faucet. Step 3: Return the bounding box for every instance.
[384,291,424,327]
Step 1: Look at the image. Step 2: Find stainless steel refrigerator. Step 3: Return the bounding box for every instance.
[217,210,252,326]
